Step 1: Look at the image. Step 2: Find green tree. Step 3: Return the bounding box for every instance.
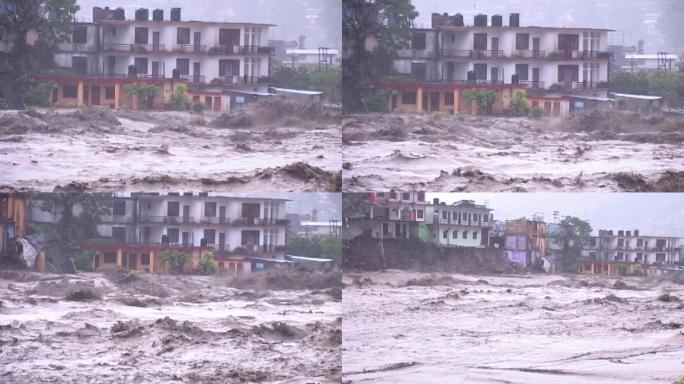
[342,0,418,112]
[556,216,592,273]
[29,193,112,273]
[0,0,79,109]
[73,248,96,272]
[169,84,191,110]
[22,81,53,107]
[510,89,530,117]
[199,252,215,275]
[287,236,342,265]
[123,83,159,110]
[158,251,189,274]
[463,89,498,115]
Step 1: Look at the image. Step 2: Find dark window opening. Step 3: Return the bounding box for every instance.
[410,62,427,80]
[204,229,216,244]
[141,254,150,265]
[474,33,487,50]
[411,32,427,50]
[112,227,126,243]
[515,64,529,81]
[62,85,77,98]
[444,92,454,105]
[105,86,115,100]
[113,200,126,216]
[167,228,179,243]
[134,57,148,75]
[167,202,180,217]
[205,202,217,217]
[134,27,149,44]
[177,27,190,44]
[176,58,189,75]
[474,63,487,80]
[72,56,87,75]
[104,252,117,264]
[402,91,417,104]
[515,33,529,50]
[72,25,87,43]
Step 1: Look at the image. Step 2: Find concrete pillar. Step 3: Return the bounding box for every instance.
[114,83,121,109]
[116,249,123,268]
[77,81,84,107]
[470,100,478,115]
[149,250,155,273]
[416,87,423,113]
[33,252,45,272]
[453,89,459,114]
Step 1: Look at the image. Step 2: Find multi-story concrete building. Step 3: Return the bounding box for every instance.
[580,229,681,274]
[88,193,288,275]
[370,191,429,240]
[36,7,274,112]
[376,12,612,116]
[503,217,547,267]
[426,198,493,248]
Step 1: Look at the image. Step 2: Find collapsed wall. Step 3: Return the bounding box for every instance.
[344,236,516,274]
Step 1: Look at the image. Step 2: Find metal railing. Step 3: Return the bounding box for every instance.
[511,49,546,58]
[207,45,273,55]
[547,50,611,60]
[180,74,207,84]
[470,49,504,59]
[209,75,271,85]
[175,44,207,53]
[554,81,609,90]
[519,80,545,89]
[104,43,166,53]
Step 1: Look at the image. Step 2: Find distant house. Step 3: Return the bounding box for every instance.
[285,48,339,67]
[610,92,663,117]
[623,53,679,73]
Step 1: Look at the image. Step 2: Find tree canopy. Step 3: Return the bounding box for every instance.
[555,216,593,273]
[342,0,418,112]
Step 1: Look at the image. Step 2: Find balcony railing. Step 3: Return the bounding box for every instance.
[239,244,286,254]
[207,45,274,55]
[104,43,166,53]
[175,44,207,53]
[519,80,545,89]
[552,81,609,90]
[470,49,504,59]
[547,50,611,60]
[511,49,546,58]
[208,75,271,85]
[441,49,472,58]
[180,74,207,84]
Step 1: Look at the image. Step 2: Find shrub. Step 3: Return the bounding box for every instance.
[364,89,391,112]
[199,252,215,275]
[191,101,205,113]
[170,84,191,110]
[23,82,53,107]
[510,90,530,116]
[158,251,189,274]
[73,249,95,272]
[123,83,160,110]
[463,89,498,115]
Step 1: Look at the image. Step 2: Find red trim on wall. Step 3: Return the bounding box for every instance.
[371,81,528,91]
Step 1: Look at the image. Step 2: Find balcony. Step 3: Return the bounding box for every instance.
[175,44,207,53]
[207,45,274,55]
[547,50,612,60]
[441,49,472,58]
[470,49,504,59]
[551,81,609,90]
[237,244,286,254]
[180,74,207,84]
[511,49,546,59]
[104,43,166,53]
[208,75,271,85]
[520,80,545,89]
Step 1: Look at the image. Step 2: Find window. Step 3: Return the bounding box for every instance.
[474,63,487,80]
[444,92,454,105]
[72,56,87,75]
[411,32,426,50]
[204,229,216,244]
[589,252,597,259]
[655,253,665,263]
[617,239,624,247]
[72,25,87,43]
[377,192,385,197]
[112,227,126,242]
[167,201,180,217]
[176,58,189,75]
[452,212,457,220]
[134,57,148,75]
[218,59,239,76]
[453,230,458,239]
[113,200,126,216]
[473,231,478,239]
[134,27,148,44]
[474,33,487,50]
[558,65,579,82]
[417,192,425,201]
[177,27,190,44]
[635,253,643,262]
[463,231,468,239]
[383,223,389,236]
[558,34,579,51]
[141,254,150,265]
[637,239,643,247]
[515,64,529,81]
[167,228,179,243]
[205,202,217,217]
[105,86,115,100]
[443,230,448,239]
[402,192,410,200]
[402,91,417,104]
[515,33,529,50]
[582,31,600,52]
[104,252,117,264]
[62,85,77,99]
[416,210,424,219]
[410,63,427,80]
[590,238,597,246]
[483,215,488,223]
[442,211,447,220]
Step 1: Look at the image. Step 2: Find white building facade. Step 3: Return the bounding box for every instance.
[427,199,493,248]
[582,229,681,266]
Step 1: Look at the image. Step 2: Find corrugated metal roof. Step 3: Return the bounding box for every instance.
[610,92,662,101]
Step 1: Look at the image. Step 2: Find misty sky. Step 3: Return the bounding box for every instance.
[74,0,341,49]
[215,193,341,221]
[428,193,684,237]
[410,0,681,52]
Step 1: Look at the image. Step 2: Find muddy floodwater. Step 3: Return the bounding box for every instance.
[0,106,341,192]
[342,113,684,192]
[342,271,684,384]
[0,270,341,383]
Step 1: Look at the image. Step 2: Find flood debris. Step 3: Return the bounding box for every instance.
[0,271,340,383]
[342,113,684,191]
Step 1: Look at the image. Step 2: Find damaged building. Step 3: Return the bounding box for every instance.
[35,7,274,112]
[375,12,612,116]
